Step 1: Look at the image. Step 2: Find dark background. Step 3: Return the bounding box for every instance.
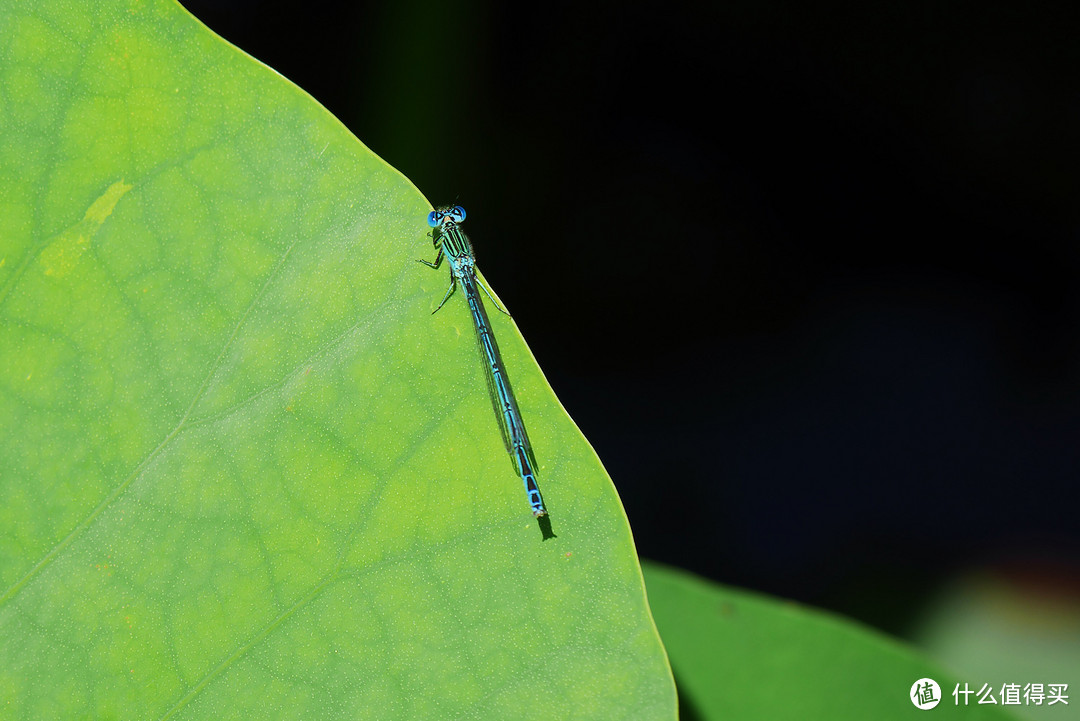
[180,0,1080,638]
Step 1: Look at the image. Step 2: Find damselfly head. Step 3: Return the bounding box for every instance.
[427,205,467,228]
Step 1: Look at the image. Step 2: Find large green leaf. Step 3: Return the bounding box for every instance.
[642,562,1022,721]
[0,1,675,718]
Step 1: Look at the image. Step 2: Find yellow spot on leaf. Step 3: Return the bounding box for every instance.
[84,180,133,224]
[39,180,133,277]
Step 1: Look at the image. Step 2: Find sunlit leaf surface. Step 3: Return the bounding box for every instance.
[0,1,675,718]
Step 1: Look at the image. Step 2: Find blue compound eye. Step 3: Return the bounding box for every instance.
[426,210,440,228]
[450,206,466,223]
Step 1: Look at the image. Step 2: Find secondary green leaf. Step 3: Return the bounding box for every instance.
[642,561,1021,721]
[0,1,675,718]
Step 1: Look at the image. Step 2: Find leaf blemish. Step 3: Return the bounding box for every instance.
[84,180,133,224]
[40,180,133,277]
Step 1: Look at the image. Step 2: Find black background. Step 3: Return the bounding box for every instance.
[180,0,1080,637]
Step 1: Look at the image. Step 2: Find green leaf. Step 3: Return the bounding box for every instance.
[642,561,1023,721]
[0,1,675,718]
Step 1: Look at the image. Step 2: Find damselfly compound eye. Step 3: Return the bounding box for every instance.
[427,210,440,228]
[450,206,467,223]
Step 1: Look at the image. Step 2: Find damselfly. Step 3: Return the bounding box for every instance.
[419,206,554,538]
